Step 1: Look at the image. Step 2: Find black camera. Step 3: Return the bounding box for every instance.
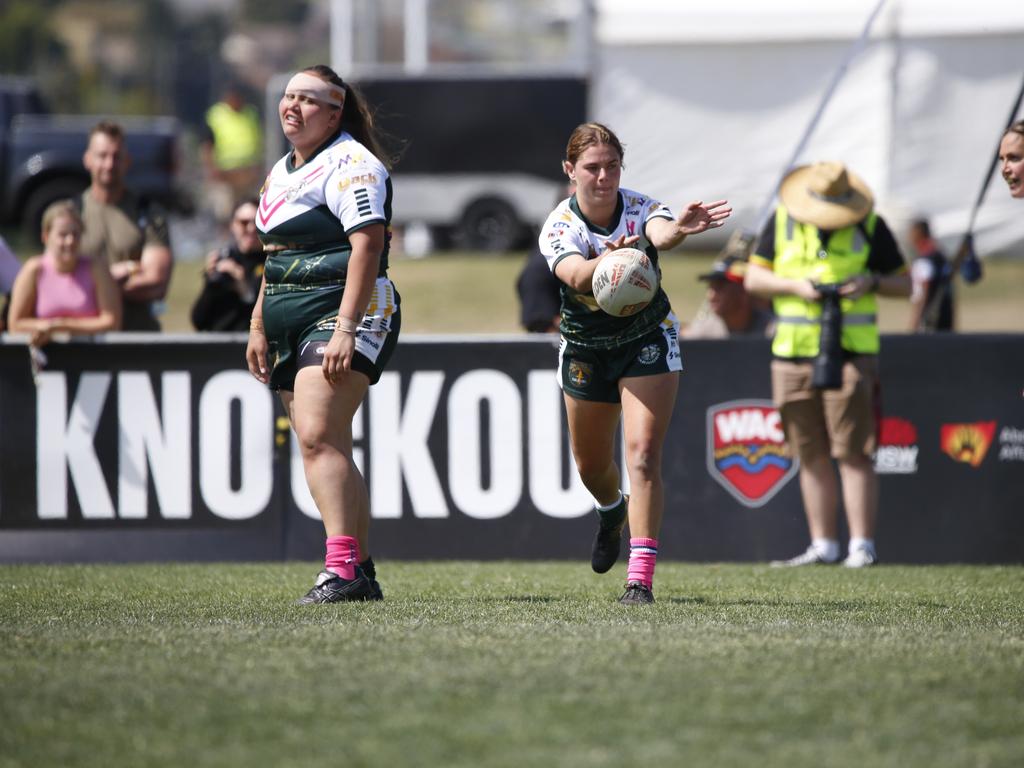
[812,283,843,390]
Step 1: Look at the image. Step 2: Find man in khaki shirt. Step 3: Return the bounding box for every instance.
[79,121,173,331]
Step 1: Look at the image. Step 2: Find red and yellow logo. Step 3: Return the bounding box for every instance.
[940,421,996,467]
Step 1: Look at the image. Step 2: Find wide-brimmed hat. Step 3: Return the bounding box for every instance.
[779,161,873,229]
[698,254,747,285]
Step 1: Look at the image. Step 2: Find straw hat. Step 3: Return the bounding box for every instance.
[779,161,873,229]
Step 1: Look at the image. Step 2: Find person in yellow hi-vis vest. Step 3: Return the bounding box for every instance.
[202,84,264,224]
[745,162,910,568]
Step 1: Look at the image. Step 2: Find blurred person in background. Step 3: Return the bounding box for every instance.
[999,120,1024,199]
[191,197,264,331]
[517,183,575,333]
[539,122,730,605]
[745,162,910,569]
[0,235,21,331]
[246,65,400,604]
[79,121,173,332]
[683,254,774,339]
[201,83,264,225]
[906,218,954,332]
[8,200,121,345]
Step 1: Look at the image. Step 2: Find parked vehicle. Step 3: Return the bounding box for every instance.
[0,76,186,238]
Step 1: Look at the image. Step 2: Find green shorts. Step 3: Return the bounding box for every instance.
[558,313,683,403]
[262,282,401,391]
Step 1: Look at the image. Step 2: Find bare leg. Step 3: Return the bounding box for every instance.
[618,373,678,539]
[563,395,623,506]
[838,454,877,539]
[798,452,840,540]
[283,367,370,551]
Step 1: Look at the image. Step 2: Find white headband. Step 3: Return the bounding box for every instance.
[284,72,345,108]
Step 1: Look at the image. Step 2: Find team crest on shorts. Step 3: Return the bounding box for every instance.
[568,360,593,387]
[706,399,798,507]
[637,344,660,365]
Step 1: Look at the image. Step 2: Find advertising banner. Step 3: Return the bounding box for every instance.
[1,334,1021,563]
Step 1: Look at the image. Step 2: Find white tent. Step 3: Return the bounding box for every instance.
[593,0,1024,256]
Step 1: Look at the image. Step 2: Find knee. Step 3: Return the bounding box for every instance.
[294,423,330,460]
[574,455,613,486]
[625,440,661,482]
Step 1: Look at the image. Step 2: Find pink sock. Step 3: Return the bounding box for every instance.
[627,538,659,588]
[325,536,360,581]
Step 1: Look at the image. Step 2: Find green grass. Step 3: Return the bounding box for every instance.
[1,562,1021,768]
[159,252,1024,335]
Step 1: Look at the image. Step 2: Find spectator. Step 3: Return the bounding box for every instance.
[202,83,264,225]
[683,254,774,339]
[78,121,173,332]
[190,198,264,331]
[0,234,21,332]
[907,218,954,332]
[518,183,574,333]
[998,119,1023,199]
[8,200,121,345]
[745,161,910,568]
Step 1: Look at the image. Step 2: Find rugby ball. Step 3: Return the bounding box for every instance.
[591,248,658,317]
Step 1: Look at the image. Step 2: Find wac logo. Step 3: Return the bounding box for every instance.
[941,421,997,467]
[706,400,798,507]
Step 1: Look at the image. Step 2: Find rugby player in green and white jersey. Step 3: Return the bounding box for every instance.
[538,122,731,605]
[247,65,398,604]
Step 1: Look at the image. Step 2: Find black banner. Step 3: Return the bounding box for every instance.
[1,334,1021,563]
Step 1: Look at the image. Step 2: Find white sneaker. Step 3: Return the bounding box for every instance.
[770,546,838,567]
[843,547,878,568]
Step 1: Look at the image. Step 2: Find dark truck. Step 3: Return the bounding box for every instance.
[0,77,185,237]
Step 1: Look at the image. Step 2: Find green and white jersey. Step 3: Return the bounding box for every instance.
[257,130,392,292]
[539,189,674,349]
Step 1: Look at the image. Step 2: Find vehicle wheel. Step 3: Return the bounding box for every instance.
[21,177,89,243]
[457,197,523,252]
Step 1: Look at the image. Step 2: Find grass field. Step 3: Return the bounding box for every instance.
[1,562,1021,768]
[158,251,1024,335]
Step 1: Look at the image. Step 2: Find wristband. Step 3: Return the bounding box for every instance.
[249,317,264,332]
[334,315,358,335]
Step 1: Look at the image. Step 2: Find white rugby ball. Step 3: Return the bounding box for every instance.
[591,247,658,317]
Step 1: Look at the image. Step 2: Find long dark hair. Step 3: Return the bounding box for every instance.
[302,64,395,170]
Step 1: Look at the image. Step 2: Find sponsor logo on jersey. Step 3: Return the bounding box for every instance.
[337,151,365,166]
[706,400,797,507]
[940,421,996,467]
[626,221,636,236]
[997,425,1024,462]
[637,344,660,365]
[873,416,919,474]
[551,221,571,230]
[567,360,593,387]
[338,172,378,191]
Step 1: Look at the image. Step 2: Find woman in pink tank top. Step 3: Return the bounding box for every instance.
[9,200,121,345]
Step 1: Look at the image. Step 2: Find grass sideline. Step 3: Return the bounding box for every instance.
[160,251,1024,335]
[1,562,1021,768]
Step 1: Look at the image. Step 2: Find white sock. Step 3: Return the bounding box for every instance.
[595,492,624,512]
[848,537,875,556]
[812,538,840,562]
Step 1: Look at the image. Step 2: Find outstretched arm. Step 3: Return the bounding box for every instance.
[646,200,732,250]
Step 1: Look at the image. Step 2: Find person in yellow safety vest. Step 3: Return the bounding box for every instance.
[745,161,910,569]
[201,84,264,224]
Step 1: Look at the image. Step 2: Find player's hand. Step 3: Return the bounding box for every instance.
[322,329,355,384]
[599,234,640,256]
[245,329,269,384]
[676,200,732,235]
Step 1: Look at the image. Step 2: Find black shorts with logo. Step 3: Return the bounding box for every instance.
[557,313,682,403]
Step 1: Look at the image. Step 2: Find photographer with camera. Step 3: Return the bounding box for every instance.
[191,198,264,332]
[745,162,910,568]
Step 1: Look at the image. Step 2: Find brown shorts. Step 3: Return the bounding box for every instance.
[771,357,879,461]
